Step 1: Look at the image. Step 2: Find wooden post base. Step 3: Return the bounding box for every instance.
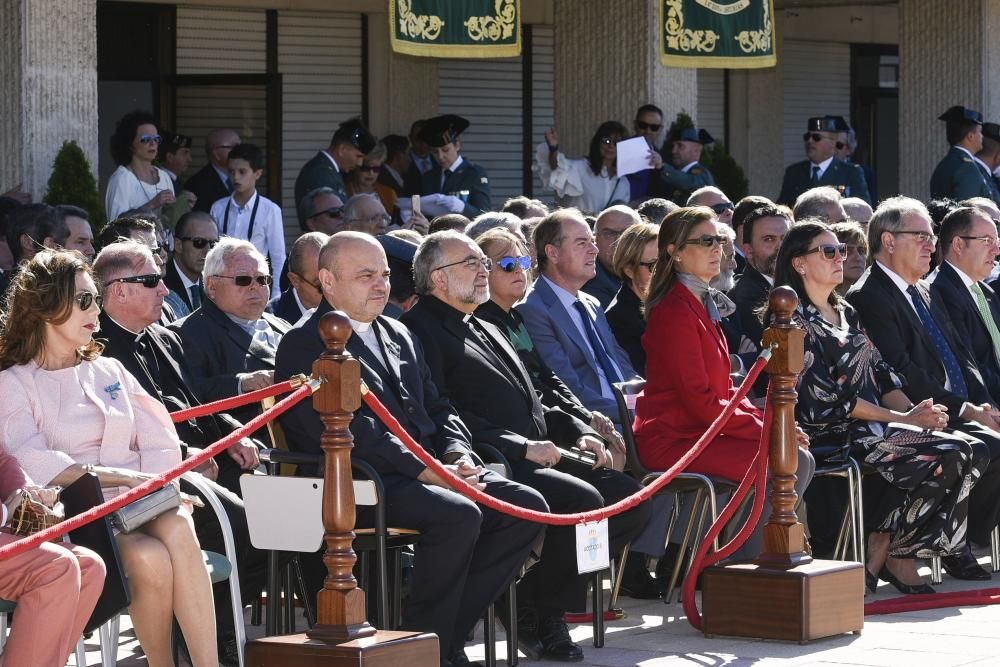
[245,630,439,667]
[701,559,864,643]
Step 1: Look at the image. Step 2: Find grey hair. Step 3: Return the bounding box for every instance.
[465,212,523,243]
[300,186,337,215]
[413,230,468,296]
[686,186,727,206]
[202,237,267,283]
[288,232,328,275]
[92,240,155,295]
[868,196,930,257]
[343,193,381,223]
[793,186,843,221]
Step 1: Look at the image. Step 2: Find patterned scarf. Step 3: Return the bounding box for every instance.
[677,272,736,323]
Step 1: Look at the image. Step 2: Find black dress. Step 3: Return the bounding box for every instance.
[794,302,988,558]
[605,285,646,376]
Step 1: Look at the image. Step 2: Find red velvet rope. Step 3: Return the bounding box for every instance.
[169,379,300,423]
[0,383,316,561]
[359,354,771,527]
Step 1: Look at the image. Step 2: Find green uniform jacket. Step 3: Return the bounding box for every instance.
[777,157,871,206]
[660,161,715,204]
[294,151,349,228]
[419,158,492,218]
[930,147,998,203]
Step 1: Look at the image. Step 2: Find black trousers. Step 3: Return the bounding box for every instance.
[512,460,650,616]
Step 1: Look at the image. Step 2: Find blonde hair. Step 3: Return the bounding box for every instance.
[611,222,658,284]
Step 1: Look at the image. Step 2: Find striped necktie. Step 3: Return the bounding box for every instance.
[971,282,1000,365]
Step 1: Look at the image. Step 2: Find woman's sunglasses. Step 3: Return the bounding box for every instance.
[496,256,533,272]
[599,137,620,146]
[106,274,162,289]
[638,260,657,271]
[803,243,848,260]
[214,274,273,287]
[681,234,729,249]
[139,134,162,145]
[76,291,103,311]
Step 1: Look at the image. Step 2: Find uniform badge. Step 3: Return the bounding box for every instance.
[691,168,702,175]
[480,177,488,184]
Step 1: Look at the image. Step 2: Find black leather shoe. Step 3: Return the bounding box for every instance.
[941,547,992,581]
[619,555,664,599]
[218,634,240,667]
[449,650,485,667]
[537,616,585,662]
[879,566,935,595]
[510,607,544,660]
[864,568,879,595]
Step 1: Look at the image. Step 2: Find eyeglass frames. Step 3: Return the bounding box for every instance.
[893,230,938,245]
[635,121,662,132]
[433,256,493,272]
[213,274,273,287]
[76,291,103,310]
[495,256,533,272]
[178,237,218,250]
[139,134,161,145]
[681,234,729,249]
[709,202,734,214]
[106,274,163,289]
[803,243,848,260]
[309,207,344,220]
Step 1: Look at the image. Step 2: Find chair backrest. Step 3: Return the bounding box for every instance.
[261,397,296,476]
[611,379,649,479]
[240,475,332,551]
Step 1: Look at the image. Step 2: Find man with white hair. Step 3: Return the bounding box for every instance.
[841,197,873,224]
[172,237,292,429]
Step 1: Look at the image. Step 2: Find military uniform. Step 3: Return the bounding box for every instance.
[777,158,871,206]
[930,146,995,202]
[418,114,493,218]
[293,118,376,228]
[660,160,715,205]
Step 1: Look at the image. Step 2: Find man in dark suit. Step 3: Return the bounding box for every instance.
[164,211,217,318]
[777,116,871,205]
[930,106,995,202]
[401,230,652,660]
[931,206,1000,403]
[92,239,264,666]
[378,134,410,195]
[848,196,1000,579]
[185,128,240,213]
[403,119,433,196]
[274,232,545,667]
[267,231,326,325]
[171,238,291,430]
[975,122,1000,206]
[418,115,492,219]
[293,117,376,230]
[517,210,639,424]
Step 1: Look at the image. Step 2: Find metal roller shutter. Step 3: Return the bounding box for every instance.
[697,70,726,147]
[782,40,851,169]
[531,25,556,204]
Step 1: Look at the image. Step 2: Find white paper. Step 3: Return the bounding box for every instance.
[615,137,655,178]
[576,519,610,574]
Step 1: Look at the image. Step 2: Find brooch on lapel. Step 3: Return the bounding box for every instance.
[104,382,121,400]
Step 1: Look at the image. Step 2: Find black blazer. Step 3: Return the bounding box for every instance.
[294,151,348,228]
[169,297,291,426]
[418,159,492,218]
[930,261,1000,404]
[185,163,230,214]
[605,285,646,376]
[273,299,473,478]
[267,288,303,326]
[164,259,201,314]
[777,157,872,205]
[727,265,770,352]
[847,263,992,416]
[401,295,597,464]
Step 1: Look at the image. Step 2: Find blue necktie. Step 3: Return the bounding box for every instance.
[906,285,968,399]
[810,165,820,184]
[572,300,622,384]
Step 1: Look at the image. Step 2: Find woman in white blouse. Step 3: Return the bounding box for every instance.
[535,121,631,214]
[0,250,217,666]
[104,110,176,220]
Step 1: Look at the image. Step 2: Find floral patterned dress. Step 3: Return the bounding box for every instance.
[794,302,988,558]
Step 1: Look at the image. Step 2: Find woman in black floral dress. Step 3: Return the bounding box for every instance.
[770,222,989,594]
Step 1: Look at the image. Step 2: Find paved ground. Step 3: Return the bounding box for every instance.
[91,554,1000,666]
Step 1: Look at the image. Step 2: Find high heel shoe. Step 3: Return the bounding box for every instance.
[879,566,935,595]
[864,568,879,594]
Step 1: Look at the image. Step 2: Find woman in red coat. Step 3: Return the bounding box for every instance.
[634,207,813,554]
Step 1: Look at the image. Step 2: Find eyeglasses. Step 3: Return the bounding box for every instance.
[213,274,273,287]
[358,165,381,173]
[959,235,1000,246]
[106,274,162,289]
[178,237,218,250]
[709,202,734,214]
[496,256,532,272]
[211,143,237,151]
[893,230,938,245]
[76,291,103,311]
[433,256,493,272]
[309,207,344,219]
[139,134,161,145]
[803,133,832,143]
[349,213,391,227]
[638,259,657,271]
[681,234,729,249]
[803,243,848,260]
[636,121,662,132]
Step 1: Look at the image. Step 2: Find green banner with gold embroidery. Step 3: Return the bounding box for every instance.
[660,0,775,68]
[390,0,521,58]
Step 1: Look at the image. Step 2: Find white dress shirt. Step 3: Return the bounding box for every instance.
[210,191,286,299]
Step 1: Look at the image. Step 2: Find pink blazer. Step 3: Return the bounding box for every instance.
[0,357,182,498]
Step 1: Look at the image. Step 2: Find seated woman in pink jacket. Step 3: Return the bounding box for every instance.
[0,449,105,666]
[0,250,218,666]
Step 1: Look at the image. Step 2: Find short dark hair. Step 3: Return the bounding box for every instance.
[382,134,409,162]
[51,205,88,247]
[939,206,988,256]
[428,214,470,234]
[227,143,264,171]
[742,204,789,245]
[926,198,960,228]
[97,215,156,250]
[110,110,158,166]
[501,196,547,219]
[732,195,774,233]
[947,119,980,146]
[534,209,582,272]
[635,104,663,119]
[587,121,628,177]
[6,204,60,264]
[176,210,214,239]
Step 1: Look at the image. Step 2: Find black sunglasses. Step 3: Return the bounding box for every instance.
[76,291,103,311]
[803,132,832,143]
[178,236,218,250]
[636,121,662,132]
[309,206,344,220]
[600,136,620,146]
[681,234,729,249]
[710,202,734,214]
[106,274,162,289]
[638,259,657,271]
[803,243,848,260]
[214,274,273,287]
[496,256,532,272]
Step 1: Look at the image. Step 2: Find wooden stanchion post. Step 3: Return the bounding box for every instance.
[701,287,864,643]
[246,311,439,666]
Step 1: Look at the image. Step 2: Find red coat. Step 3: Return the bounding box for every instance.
[634,283,763,481]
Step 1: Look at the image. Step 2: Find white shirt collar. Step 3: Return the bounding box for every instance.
[160,167,177,181]
[349,317,373,333]
[810,155,835,178]
[541,273,579,306]
[680,161,698,173]
[322,150,341,173]
[954,145,976,161]
[173,258,198,291]
[229,190,259,212]
[946,260,977,289]
[443,155,464,173]
[762,273,774,286]
[973,155,992,173]
[876,260,914,294]
[212,164,229,185]
[292,288,307,316]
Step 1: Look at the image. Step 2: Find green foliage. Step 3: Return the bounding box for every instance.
[42,141,106,229]
[667,111,749,202]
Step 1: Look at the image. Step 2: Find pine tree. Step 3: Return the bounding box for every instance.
[667,112,749,201]
[42,140,106,228]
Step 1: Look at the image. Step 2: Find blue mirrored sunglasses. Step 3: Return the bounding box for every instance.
[496,256,533,272]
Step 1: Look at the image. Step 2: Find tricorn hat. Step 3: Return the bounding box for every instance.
[938,106,983,125]
[806,116,849,133]
[672,127,714,145]
[376,233,418,263]
[158,129,192,158]
[332,117,377,154]
[420,114,470,148]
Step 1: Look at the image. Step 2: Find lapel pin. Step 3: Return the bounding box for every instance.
[104,382,121,400]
